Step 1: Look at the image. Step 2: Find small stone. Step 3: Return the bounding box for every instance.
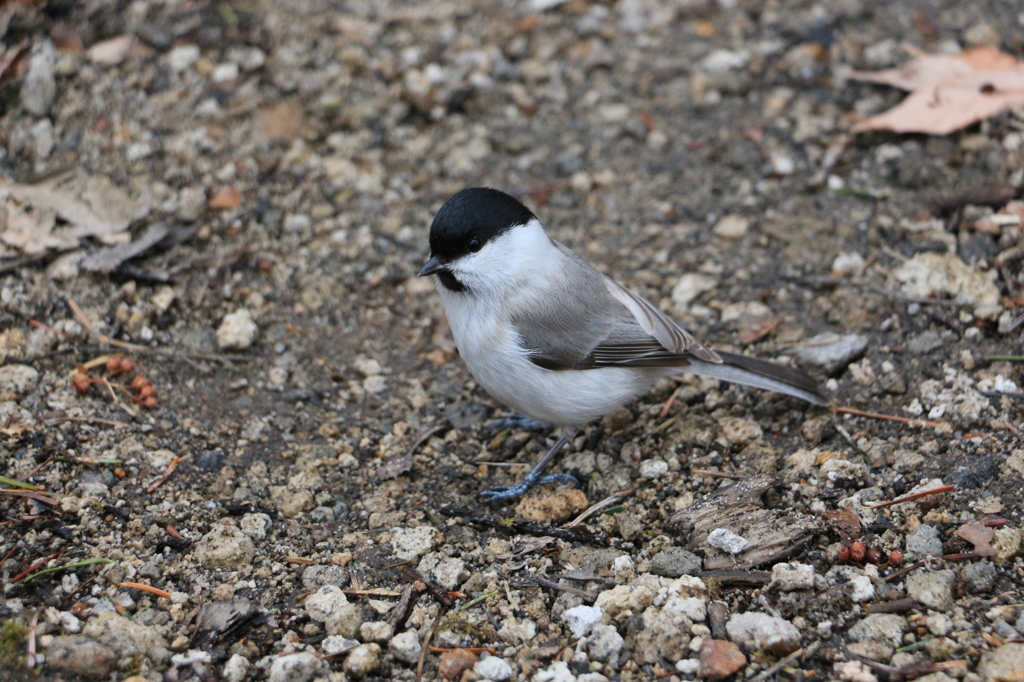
[359,621,394,643]
[831,252,865,277]
[212,61,240,83]
[713,214,750,239]
[788,333,868,374]
[474,655,514,681]
[718,417,763,444]
[588,623,624,662]
[993,528,1022,563]
[847,641,894,662]
[166,44,200,72]
[906,524,944,559]
[848,613,907,648]
[725,612,801,654]
[390,526,442,561]
[304,585,348,623]
[46,636,117,679]
[390,630,422,664]
[639,458,669,479]
[925,614,952,637]
[301,564,349,590]
[326,604,364,638]
[216,309,258,350]
[0,364,39,394]
[223,654,250,682]
[651,547,703,577]
[82,612,167,658]
[417,552,466,590]
[699,639,747,680]
[849,575,876,603]
[498,617,537,644]
[321,636,359,656]
[57,611,83,633]
[894,252,1001,316]
[515,488,588,524]
[269,486,314,518]
[836,660,879,682]
[22,40,57,116]
[905,570,955,611]
[268,652,324,682]
[240,513,272,540]
[534,661,577,682]
[177,187,207,222]
[707,528,750,555]
[770,563,815,591]
[562,605,603,637]
[594,584,654,617]
[961,561,997,594]
[978,642,1024,682]
[438,648,478,680]
[341,644,381,678]
[194,525,255,568]
[672,273,717,309]
[664,596,707,622]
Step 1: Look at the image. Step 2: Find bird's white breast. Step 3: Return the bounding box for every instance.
[435,223,661,427]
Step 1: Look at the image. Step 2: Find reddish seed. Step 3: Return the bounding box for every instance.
[72,372,92,395]
[138,385,156,399]
[889,550,903,566]
[865,547,883,565]
[120,358,136,373]
[837,545,851,562]
[106,357,123,374]
[131,376,150,390]
[139,396,158,409]
[850,541,866,562]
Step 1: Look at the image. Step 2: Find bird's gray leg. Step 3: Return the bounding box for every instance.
[486,414,549,433]
[479,427,580,503]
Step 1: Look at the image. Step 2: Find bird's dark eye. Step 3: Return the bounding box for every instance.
[467,238,482,253]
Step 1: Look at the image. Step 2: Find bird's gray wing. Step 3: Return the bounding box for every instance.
[601,277,721,363]
[511,242,720,369]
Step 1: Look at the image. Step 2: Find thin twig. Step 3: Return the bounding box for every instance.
[863,485,954,509]
[836,405,945,428]
[145,455,186,493]
[119,582,172,599]
[564,488,634,528]
[884,552,980,582]
[747,644,812,682]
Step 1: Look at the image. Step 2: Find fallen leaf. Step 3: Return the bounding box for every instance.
[823,508,862,540]
[734,316,780,345]
[208,186,242,210]
[957,520,998,556]
[847,44,1024,135]
[0,172,151,255]
[255,100,308,142]
[86,35,138,67]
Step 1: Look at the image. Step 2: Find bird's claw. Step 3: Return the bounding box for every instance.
[486,414,549,433]
[478,473,580,504]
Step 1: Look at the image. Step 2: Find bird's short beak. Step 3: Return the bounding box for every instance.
[418,255,445,277]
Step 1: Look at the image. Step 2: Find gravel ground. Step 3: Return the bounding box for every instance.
[2,1,1024,681]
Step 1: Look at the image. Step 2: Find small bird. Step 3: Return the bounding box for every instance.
[419,188,826,502]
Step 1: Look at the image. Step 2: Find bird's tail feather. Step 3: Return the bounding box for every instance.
[682,351,827,405]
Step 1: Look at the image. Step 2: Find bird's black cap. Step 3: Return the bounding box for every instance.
[427,187,536,262]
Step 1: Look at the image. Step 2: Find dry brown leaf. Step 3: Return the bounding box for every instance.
[254,100,308,143]
[0,172,151,255]
[848,45,1024,135]
[208,186,242,210]
[86,35,140,67]
[956,520,998,556]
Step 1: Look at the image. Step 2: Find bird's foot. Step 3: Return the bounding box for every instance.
[486,414,549,433]
[478,473,580,504]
